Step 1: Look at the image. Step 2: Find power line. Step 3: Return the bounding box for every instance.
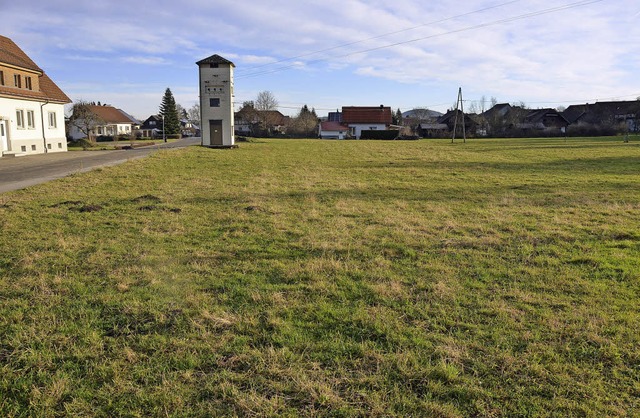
[235,0,603,80]
[235,0,523,75]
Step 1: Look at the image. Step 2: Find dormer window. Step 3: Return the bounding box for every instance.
[25,76,32,90]
[14,74,21,88]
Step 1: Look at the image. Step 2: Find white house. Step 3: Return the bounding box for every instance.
[342,106,393,139]
[318,121,349,139]
[197,54,235,147]
[0,35,71,157]
[68,105,138,140]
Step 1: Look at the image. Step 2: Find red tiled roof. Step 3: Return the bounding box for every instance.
[342,106,392,124]
[320,121,348,131]
[0,35,71,104]
[87,105,135,124]
[0,35,41,71]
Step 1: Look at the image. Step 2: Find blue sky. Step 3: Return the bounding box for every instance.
[4,0,640,119]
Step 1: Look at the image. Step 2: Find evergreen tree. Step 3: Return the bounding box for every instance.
[159,88,181,137]
[393,108,403,125]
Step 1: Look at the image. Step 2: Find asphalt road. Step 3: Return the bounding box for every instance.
[0,137,201,193]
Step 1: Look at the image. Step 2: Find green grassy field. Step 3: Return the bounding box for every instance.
[1,137,639,416]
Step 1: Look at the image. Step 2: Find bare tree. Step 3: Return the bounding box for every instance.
[255,91,278,111]
[187,104,200,124]
[255,91,280,135]
[69,100,104,143]
[468,101,479,114]
[480,95,487,114]
[175,103,188,120]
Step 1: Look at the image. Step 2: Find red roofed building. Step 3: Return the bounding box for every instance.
[342,105,392,139]
[68,104,139,140]
[318,121,349,139]
[0,35,71,156]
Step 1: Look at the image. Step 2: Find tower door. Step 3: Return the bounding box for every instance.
[209,120,223,146]
[0,120,8,154]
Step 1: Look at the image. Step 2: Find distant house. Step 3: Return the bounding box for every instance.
[68,105,138,140]
[235,106,289,136]
[139,115,162,138]
[181,119,199,137]
[481,103,529,137]
[418,123,449,138]
[319,121,349,139]
[563,101,639,135]
[437,110,482,137]
[342,105,393,139]
[0,35,71,156]
[400,108,443,137]
[520,108,568,134]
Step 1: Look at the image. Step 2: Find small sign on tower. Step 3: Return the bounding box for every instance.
[196,54,237,148]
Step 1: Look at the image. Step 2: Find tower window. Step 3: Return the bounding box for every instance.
[210,98,220,107]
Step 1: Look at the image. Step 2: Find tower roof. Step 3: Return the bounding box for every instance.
[196,54,235,67]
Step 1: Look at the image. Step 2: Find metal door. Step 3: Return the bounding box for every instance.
[209,120,223,146]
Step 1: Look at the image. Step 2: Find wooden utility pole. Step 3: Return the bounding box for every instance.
[452,87,466,143]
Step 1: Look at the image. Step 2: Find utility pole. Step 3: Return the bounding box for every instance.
[162,114,166,142]
[452,87,466,143]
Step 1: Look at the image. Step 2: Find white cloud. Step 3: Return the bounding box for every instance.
[4,0,640,116]
[121,56,170,66]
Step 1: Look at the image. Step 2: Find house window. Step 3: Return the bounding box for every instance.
[25,76,32,90]
[48,111,57,128]
[210,98,220,107]
[21,145,27,152]
[16,110,24,128]
[27,110,35,129]
[14,74,21,88]
[149,121,156,126]
[0,70,4,85]
[58,143,62,149]
[31,145,36,151]
[47,144,52,150]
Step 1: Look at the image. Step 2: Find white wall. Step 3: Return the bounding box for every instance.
[319,129,347,139]
[0,97,67,155]
[68,122,132,140]
[348,123,386,139]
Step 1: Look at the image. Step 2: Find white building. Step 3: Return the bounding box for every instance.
[318,121,349,139]
[0,35,71,156]
[341,106,393,140]
[197,54,235,147]
[68,105,137,141]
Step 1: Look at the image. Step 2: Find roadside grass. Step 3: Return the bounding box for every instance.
[67,138,174,151]
[1,137,639,416]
